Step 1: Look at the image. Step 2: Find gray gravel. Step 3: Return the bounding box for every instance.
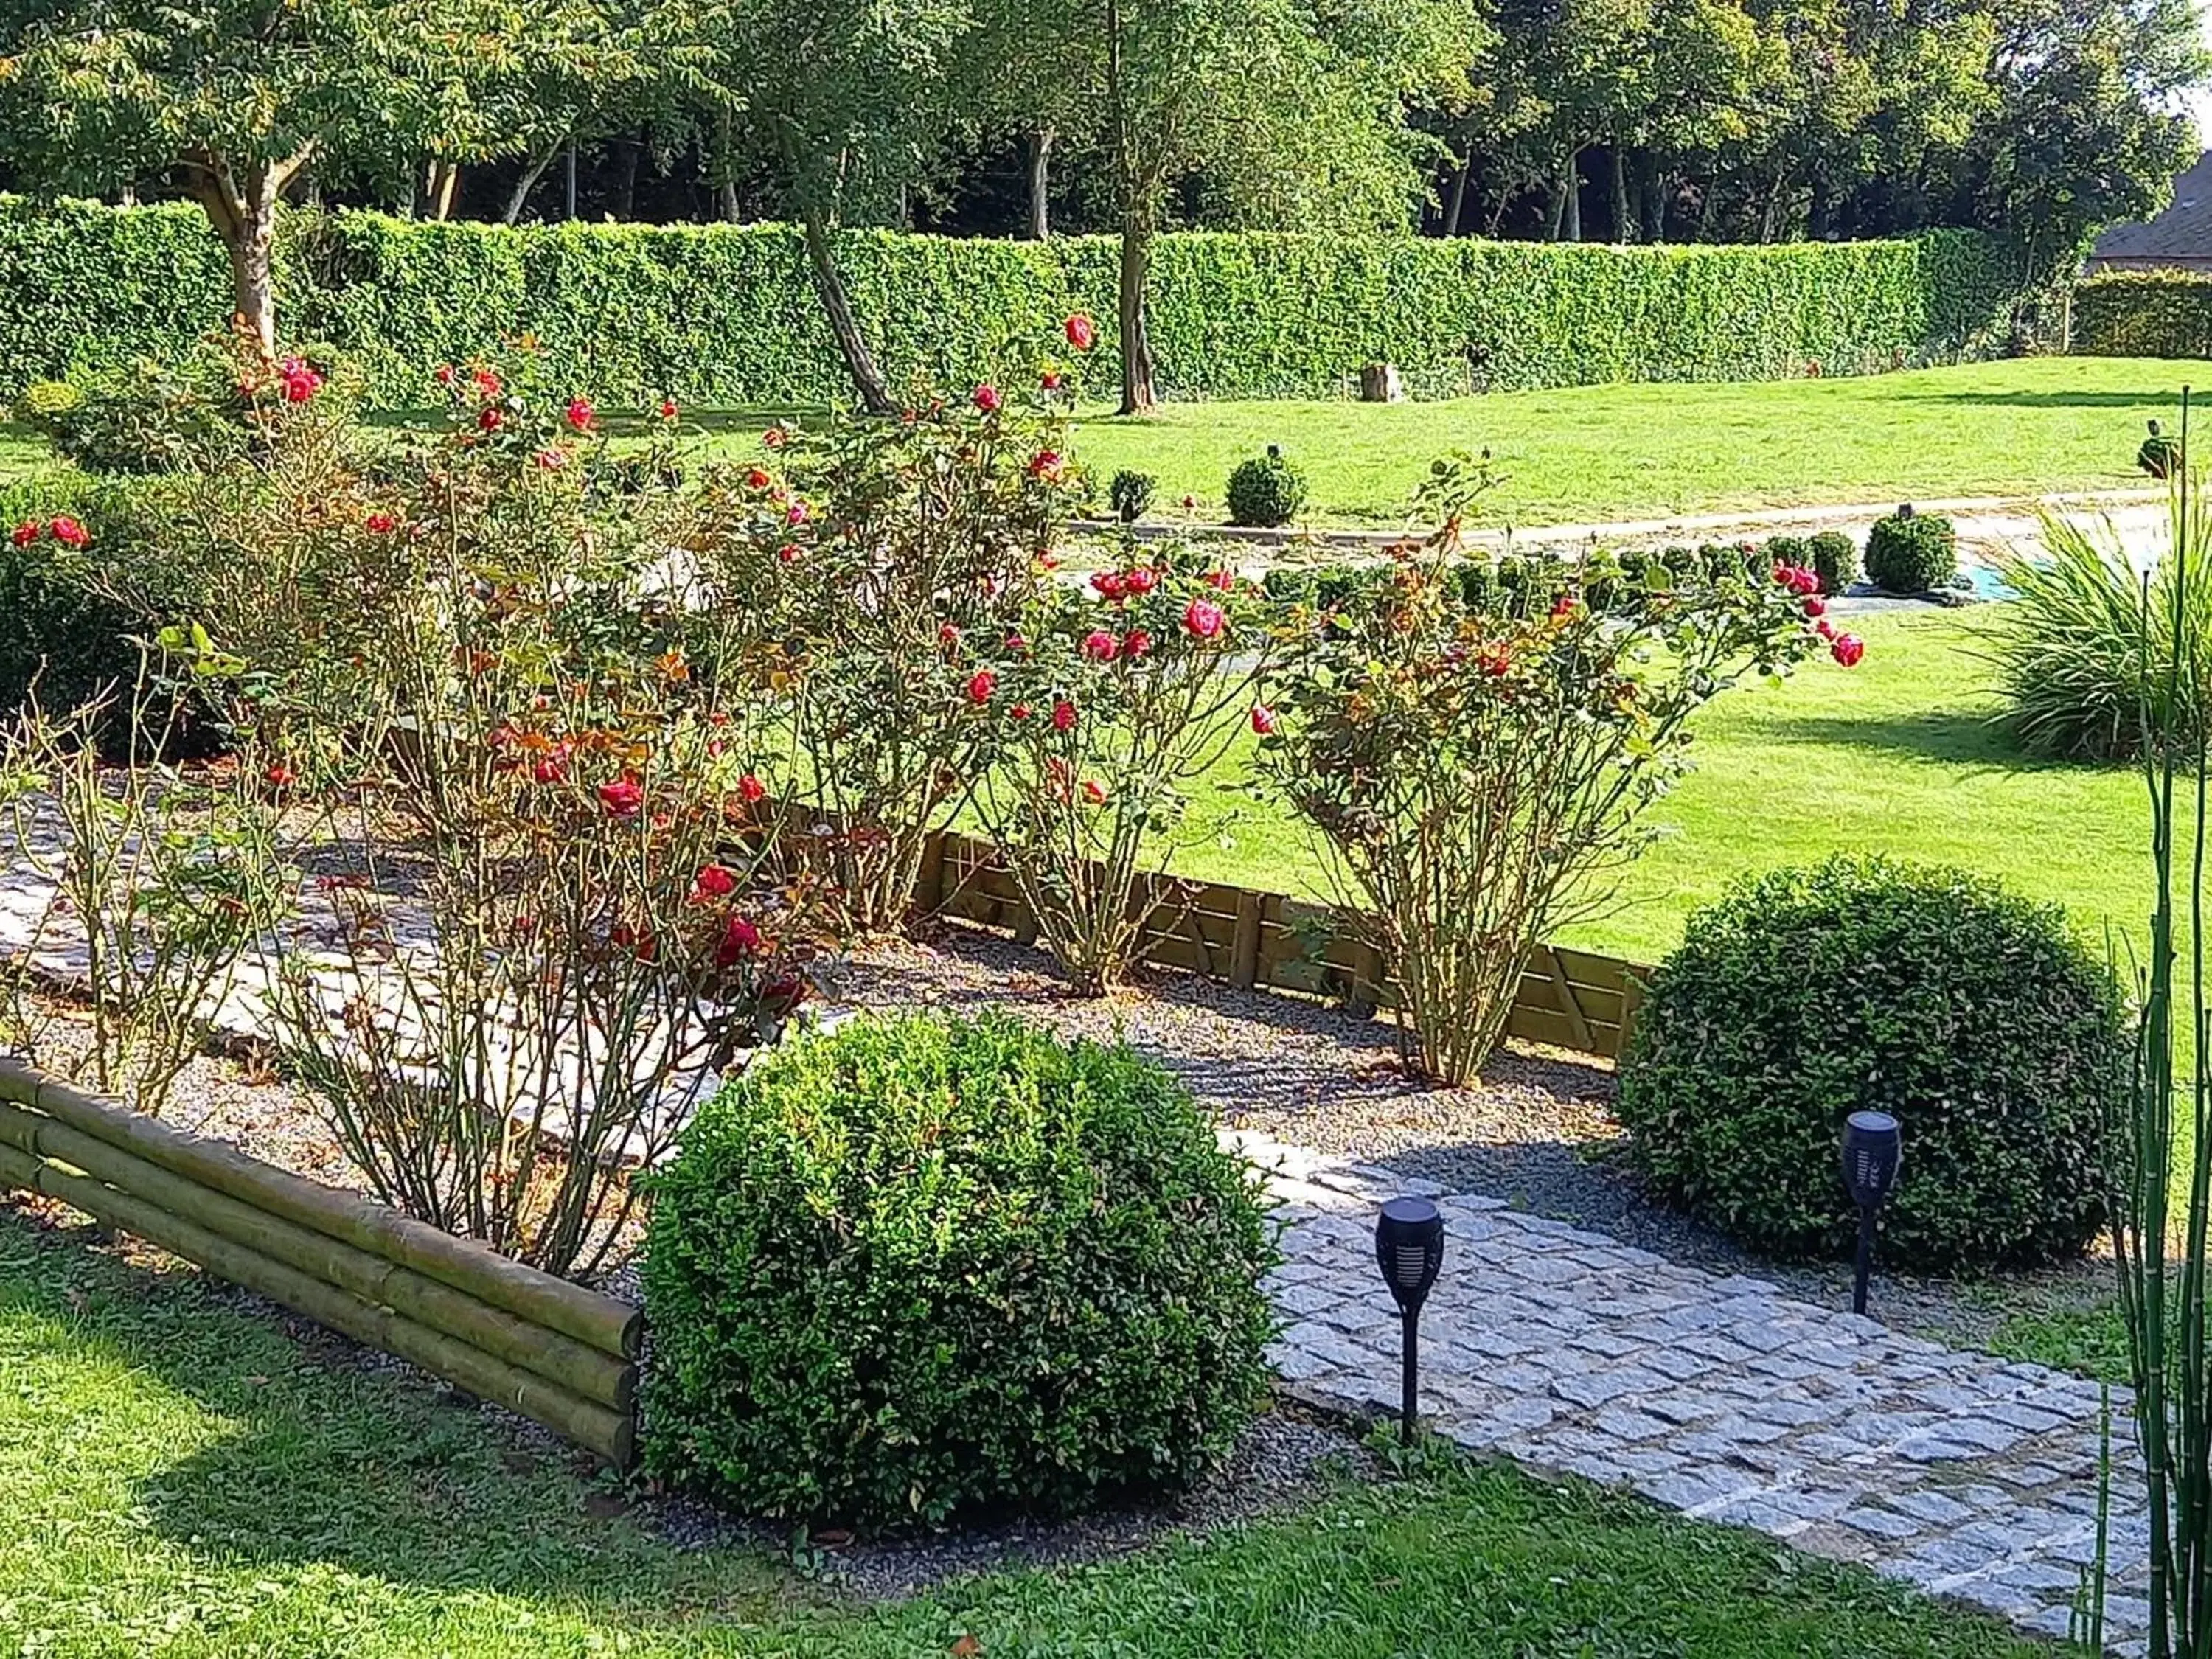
[636,1400,1378,1597]
[844,926,2112,1350]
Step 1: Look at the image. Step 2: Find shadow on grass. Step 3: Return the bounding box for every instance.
[1767,709,2065,769]
[1891,390,2177,411]
[0,1202,788,1613]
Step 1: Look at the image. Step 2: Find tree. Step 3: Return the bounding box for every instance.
[1075,0,1467,411]
[672,0,978,414]
[0,1,621,349]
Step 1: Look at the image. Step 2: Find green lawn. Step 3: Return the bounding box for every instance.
[0,1203,2048,1658]
[1060,356,2190,528]
[1173,605,2157,967]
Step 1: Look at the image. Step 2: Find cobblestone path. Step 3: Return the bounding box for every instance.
[1237,1130,2146,1654]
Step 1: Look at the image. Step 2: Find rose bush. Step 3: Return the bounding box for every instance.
[1256,467,1862,1083]
[972,543,1279,993]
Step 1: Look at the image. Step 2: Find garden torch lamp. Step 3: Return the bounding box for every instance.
[1840,1110,1902,1317]
[1374,1197,1446,1444]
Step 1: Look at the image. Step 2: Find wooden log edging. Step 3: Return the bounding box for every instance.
[925,829,1652,1060]
[0,1062,639,1466]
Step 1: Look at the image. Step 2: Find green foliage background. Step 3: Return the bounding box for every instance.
[2072,271,2212,358]
[0,196,2024,406]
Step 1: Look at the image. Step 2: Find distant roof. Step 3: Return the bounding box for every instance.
[2094,151,2212,263]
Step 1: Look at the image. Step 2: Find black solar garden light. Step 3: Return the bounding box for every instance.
[1374,1196,1446,1444]
[1840,1110,1902,1316]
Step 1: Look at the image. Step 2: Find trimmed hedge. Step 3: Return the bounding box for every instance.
[2072,271,2212,358]
[0,196,2023,406]
[1616,856,2122,1272]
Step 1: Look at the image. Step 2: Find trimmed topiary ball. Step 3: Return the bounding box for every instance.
[1108,467,1155,522]
[1615,856,2121,1271]
[1806,529,1858,596]
[640,1010,1278,1528]
[1863,506,1958,594]
[1225,446,1307,527]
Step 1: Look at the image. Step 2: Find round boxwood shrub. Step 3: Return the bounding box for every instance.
[1863,506,1958,594]
[1806,529,1858,596]
[640,1010,1279,1528]
[1107,467,1155,523]
[1225,446,1306,527]
[1615,856,2122,1271]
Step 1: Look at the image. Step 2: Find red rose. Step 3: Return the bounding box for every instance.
[48,516,88,549]
[264,762,298,787]
[1051,698,1077,731]
[365,511,398,535]
[785,501,809,527]
[1029,451,1064,481]
[10,521,38,548]
[972,383,1001,414]
[967,669,996,703]
[1550,592,1576,620]
[1204,569,1234,591]
[716,913,763,965]
[659,397,680,420]
[1124,567,1159,596]
[1041,370,1063,391]
[473,369,503,399]
[938,623,961,650]
[1011,703,1033,720]
[565,397,595,433]
[737,772,767,804]
[1250,703,1277,735]
[1831,633,1865,667]
[1065,313,1096,351]
[1122,628,1152,658]
[1081,627,1118,662]
[777,540,801,563]
[598,776,644,817]
[1817,619,1837,641]
[1790,567,1820,597]
[745,467,771,490]
[1477,642,1512,677]
[1182,597,1226,640]
[1082,778,1107,804]
[478,406,504,432]
[1091,571,1127,602]
[1802,597,1826,618]
[533,448,566,470]
[692,863,737,899]
[532,751,569,785]
[762,426,785,448]
[1004,632,1029,654]
[434,364,457,386]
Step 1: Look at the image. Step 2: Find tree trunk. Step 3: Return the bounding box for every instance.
[182,152,301,354]
[719,181,741,223]
[1117,210,1157,414]
[421,160,460,221]
[502,145,560,226]
[1610,145,1632,243]
[613,137,639,220]
[1642,164,1669,243]
[797,192,896,416]
[1560,148,1582,242]
[1546,171,1568,240]
[564,141,578,219]
[1027,129,1054,239]
[1441,158,1470,237]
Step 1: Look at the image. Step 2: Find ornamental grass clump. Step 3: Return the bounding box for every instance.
[1989,487,2212,762]
[1256,463,1858,1084]
[1616,856,2121,1271]
[970,541,1281,993]
[641,1011,1277,1528]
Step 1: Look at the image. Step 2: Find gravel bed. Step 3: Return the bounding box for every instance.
[636,1400,1378,1597]
[842,925,2112,1349]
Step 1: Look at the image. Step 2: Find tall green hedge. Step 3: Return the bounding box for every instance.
[0,195,2020,406]
[2072,271,2212,359]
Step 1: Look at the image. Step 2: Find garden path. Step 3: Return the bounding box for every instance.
[1239,1125,2148,1655]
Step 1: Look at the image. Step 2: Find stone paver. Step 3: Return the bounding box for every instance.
[1230,1127,2149,1655]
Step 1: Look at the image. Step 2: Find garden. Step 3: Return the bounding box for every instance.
[5,292,2212,1658]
